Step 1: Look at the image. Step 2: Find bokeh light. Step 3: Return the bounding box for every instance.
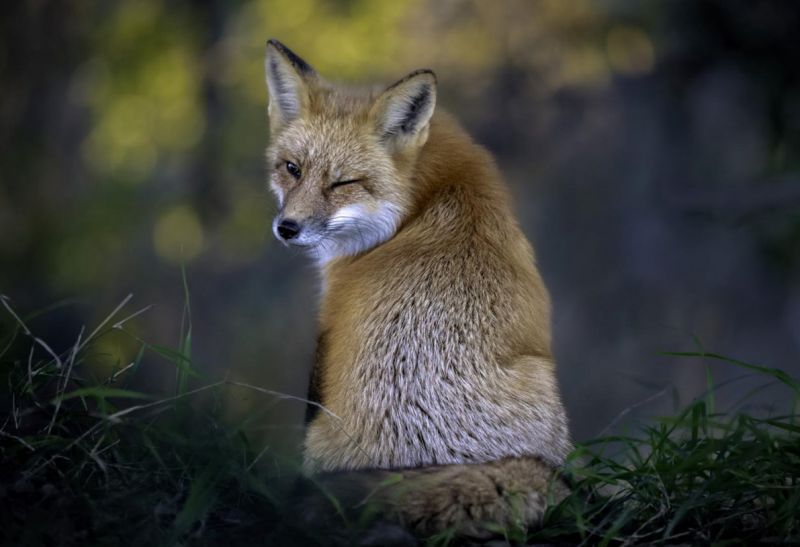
[2,0,798,446]
[153,205,205,264]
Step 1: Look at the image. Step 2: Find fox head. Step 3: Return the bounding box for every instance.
[264,39,437,265]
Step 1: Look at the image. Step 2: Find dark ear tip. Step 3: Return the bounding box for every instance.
[265,39,314,75]
[408,68,437,84]
[266,39,287,54]
[385,68,437,93]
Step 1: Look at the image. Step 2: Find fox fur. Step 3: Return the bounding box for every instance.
[265,39,571,537]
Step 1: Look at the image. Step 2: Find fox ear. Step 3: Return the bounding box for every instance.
[265,39,315,132]
[371,69,437,150]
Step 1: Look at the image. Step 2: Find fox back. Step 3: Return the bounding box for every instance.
[265,39,571,537]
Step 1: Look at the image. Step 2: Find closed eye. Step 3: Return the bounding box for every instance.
[330,178,363,190]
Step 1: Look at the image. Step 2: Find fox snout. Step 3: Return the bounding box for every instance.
[275,218,301,240]
[272,214,314,245]
[272,212,325,248]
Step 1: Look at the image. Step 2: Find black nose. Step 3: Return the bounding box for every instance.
[277,219,301,240]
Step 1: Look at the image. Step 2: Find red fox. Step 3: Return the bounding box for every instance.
[265,39,571,537]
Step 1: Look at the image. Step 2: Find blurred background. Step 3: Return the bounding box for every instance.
[1,0,798,453]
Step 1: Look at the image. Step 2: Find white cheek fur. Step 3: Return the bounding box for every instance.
[270,181,285,207]
[315,201,402,266]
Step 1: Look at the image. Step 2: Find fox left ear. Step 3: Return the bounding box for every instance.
[265,39,316,132]
[371,69,437,150]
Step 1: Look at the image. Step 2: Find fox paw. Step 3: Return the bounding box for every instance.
[393,471,549,538]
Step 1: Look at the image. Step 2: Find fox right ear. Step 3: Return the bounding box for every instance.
[265,39,315,132]
[371,69,437,151]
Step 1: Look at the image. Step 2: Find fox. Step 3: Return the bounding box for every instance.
[264,39,572,538]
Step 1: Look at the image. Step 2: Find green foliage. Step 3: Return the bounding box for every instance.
[534,353,800,546]
[1,295,798,545]
[0,295,290,546]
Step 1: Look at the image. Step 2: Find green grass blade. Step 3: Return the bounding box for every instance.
[52,386,152,403]
[663,351,800,394]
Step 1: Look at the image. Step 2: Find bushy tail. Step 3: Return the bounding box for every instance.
[294,456,568,541]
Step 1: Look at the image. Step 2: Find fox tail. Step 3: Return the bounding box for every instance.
[294,455,568,541]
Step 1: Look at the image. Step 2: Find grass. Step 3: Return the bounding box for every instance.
[535,356,800,546]
[1,293,798,546]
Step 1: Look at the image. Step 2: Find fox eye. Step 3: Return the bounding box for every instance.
[330,178,363,190]
[285,161,301,179]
